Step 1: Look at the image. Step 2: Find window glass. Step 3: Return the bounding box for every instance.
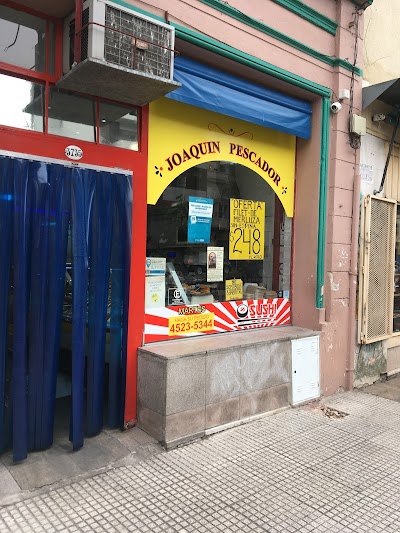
[394,205,400,332]
[48,89,96,142]
[0,6,50,73]
[99,102,138,151]
[0,74,44,132]
[48,21,55,74]
[146,162,291,311]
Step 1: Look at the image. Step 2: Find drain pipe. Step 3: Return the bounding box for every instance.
[347,151,361,390]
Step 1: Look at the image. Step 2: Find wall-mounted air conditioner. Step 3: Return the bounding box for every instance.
[58,0,180,106]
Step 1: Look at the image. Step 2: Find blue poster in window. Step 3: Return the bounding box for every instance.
[187,197,214,243]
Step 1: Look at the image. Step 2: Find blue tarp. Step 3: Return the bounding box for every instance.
[168,56,312,139]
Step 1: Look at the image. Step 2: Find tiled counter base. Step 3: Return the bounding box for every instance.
[137,326,318,448]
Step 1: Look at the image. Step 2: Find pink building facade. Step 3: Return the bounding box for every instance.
[0,0,369,458]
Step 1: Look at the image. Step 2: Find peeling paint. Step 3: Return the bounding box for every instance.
[327,272,339,291]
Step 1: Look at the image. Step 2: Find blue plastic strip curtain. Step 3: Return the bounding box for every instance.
[168,56,312,139]
[119,176,132,429]
[69,167,90,450]
[12,158,32,461]
[40,164,71,450]
[0,156,132,460]
[108,175,132,429]
[0,158,13,453]
[28,161,51,452]
[86,172,112,437]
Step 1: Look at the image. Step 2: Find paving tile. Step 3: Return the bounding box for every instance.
[2,391,400,533]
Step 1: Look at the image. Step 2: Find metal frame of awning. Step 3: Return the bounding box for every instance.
[363,79,400,110]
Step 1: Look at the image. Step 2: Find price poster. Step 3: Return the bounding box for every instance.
[225,279,243,301]
[229,199,265,260]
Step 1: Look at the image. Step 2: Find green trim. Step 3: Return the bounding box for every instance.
[316,97,331,309]
[112,0,361,76]
[197,0,361,76]
[334,58,362,76]
[111,0,165,22]
[172,23,330,97]
[272,0,337,35]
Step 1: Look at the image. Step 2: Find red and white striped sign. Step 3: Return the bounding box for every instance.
[144,298,291,343]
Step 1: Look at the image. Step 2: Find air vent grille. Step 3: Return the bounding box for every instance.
[104,6,172,80]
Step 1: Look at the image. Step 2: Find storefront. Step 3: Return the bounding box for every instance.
[0,0,149,462]
[1,0,365,459]
[137,57,320,448]
[144,57,310,342]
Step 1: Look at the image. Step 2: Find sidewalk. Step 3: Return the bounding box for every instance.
[1,390,400,532]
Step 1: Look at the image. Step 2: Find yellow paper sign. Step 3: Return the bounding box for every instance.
[148,99,296,217]
[229,199,265,260]
[225,279,243,301]
[168,312,214,336]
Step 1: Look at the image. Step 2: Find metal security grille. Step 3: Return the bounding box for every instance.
[68,7,90,70]
[384,143,400,202]
[359,195,396,343]
[104,6,172,79]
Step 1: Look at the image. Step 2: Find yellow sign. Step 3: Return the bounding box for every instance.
[148,99,296,217]
[168,312,214,336]
[229,199,265,260]
[225,279,243,301]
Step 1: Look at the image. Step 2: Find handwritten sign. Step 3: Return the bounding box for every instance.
[229,199,265,260]
[225,279,243,301]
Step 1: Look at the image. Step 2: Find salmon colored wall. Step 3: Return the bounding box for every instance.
[124,0,364,396]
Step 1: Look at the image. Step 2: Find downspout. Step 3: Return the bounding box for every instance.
[347,153,361,389]
[316,97,331,308]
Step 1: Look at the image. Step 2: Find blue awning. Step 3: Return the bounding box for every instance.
[167,56,312,139]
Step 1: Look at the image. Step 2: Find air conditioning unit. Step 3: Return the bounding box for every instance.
[58,0,180,106]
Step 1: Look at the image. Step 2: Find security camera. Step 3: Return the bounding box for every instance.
[330,102,342,114]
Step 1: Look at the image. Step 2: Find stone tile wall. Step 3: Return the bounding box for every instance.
[138,328,318,448]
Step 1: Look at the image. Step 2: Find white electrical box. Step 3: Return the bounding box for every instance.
[339,88,350,100]
[291,336,320,405]
[351,114,367,136]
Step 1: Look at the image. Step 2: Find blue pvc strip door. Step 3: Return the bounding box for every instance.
[168,56,312,139]
[0,157,132,461]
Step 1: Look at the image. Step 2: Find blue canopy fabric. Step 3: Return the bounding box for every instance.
[168,56,312,139]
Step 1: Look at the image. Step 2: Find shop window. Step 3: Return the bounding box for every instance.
[146,162,291,320]
[99,101,138,151]
[48,88,96,143]
[0,5,54,73]
[0,73,44,132]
